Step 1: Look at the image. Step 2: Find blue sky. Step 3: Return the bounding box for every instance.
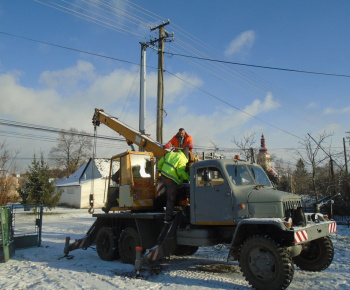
[0,0,349,171]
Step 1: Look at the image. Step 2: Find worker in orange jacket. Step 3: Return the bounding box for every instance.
[164,128,193,152]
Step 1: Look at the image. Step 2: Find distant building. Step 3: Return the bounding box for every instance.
[257,134,277,176]
[0,167,20,203]
[0,174,20,203]
[55,158,112,209]
[257,134,271,171]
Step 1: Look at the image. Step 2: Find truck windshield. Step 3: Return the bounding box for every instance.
[226,165,254,185]
[226,165,271,187]
[249,166,272,187]
[130,154,152,178]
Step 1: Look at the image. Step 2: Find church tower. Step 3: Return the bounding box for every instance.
[257,134,272,172]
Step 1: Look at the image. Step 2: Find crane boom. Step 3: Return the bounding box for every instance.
[92,108,167,159]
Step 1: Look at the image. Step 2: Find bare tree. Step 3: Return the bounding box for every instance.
[49,128,92,178]
[296,131,333,202]
[0,141,20,205]
[232,132,257,161]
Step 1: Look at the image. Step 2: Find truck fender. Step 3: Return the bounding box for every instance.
[227,219,287,261]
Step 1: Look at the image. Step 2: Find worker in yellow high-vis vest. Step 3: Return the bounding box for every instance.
[158,148,190,222]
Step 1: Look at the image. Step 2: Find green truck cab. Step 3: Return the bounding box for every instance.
[184,158,336,289]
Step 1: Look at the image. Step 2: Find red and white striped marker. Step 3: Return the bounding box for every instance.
[329,222,337,233]
[294,230,308,244]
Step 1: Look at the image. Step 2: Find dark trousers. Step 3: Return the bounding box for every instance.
[162,176,178,221]
[103,188,119,213]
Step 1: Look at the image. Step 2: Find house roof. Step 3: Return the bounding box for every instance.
[94,158,110,178]
[56,158,110,187]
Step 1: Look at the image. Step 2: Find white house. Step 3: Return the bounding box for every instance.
[56,158,111,209]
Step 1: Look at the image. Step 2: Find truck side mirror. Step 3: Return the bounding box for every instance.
[202,169,212,182]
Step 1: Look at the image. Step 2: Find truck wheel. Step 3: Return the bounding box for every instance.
[173,245,198,256]
[118,227,141,264]
[293,236,334,271]
[239,235,294,290]
[96,227,119,261]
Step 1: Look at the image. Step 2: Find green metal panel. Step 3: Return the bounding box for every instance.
[0,206,15,263]
[14,235,39,249]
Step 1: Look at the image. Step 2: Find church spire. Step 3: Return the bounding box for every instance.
[259,134,267,154]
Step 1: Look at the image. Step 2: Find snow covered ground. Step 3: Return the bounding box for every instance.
[1,207,350,289]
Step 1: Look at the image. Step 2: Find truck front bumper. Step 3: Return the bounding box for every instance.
[293,220,337,244]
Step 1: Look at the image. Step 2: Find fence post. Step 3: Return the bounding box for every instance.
[0,206,15,263]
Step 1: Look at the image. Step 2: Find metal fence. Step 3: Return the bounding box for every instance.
[1,204,43,263]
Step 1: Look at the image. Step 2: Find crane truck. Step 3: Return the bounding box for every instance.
[64,108,337,290]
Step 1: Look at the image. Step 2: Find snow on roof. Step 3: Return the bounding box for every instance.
[94,158,110,178]
[56,161,88,187]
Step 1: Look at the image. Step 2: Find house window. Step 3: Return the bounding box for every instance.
[67,187,74,194]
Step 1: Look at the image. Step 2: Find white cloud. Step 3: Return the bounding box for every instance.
[323,106,350,115]
[306,102,318,109]
[39,60,96,90]
[0,61,301,165]
[164,72,203,103]
[0,61,203,138]
[162,92,278,149]
[0,72,74,126]
[224,30,256,57]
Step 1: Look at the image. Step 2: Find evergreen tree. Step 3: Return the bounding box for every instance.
[277,175,291,192]
[293,159,310,196]
[18,153,62,209]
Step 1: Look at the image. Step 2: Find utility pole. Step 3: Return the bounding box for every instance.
[139,42,147,135]
[138,42,147,152]
[250,147,255,163]
[150,20,172,143]
[329,157,335,195]
[344,137,348,175]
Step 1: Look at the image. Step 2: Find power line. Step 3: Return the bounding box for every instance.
[0,31,146,68]
[33,0,146,38]
[2,30,348,79]
[164,70,304,141]
[25,2,343,140]
[0,30,305,141]
[0,119,311,153]
[164,52,350,78]
[0,119,125,142]
[0,28,326,133]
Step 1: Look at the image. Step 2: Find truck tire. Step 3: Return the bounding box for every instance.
[173,245,198,256]
[96,227,119,261]
[118,227,141,264]
[239,235,294,290]
[293,236,334,271]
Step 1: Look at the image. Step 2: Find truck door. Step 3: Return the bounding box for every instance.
[193,166,233,224]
